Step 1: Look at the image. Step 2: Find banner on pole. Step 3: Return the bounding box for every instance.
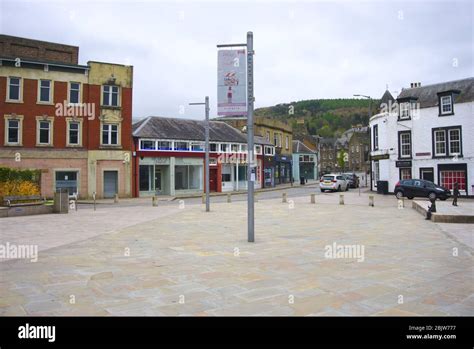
[217,49,247,116]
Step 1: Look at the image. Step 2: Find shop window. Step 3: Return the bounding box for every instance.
[55,171,78,195]
[400,168,411,180]
[174,141,189,151]
[157,141,171,150]
[175,165,201,190]
[140,140,156,150]
[440,171,466,191]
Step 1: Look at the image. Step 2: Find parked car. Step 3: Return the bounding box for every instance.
[394,179,451,201]
[343,173,359,188]
[320,174,348,192]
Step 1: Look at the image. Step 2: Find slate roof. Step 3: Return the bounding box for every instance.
[397,77,474,108]
[379,90,395,108]
[292,140,315,154]
[132,116,271,145]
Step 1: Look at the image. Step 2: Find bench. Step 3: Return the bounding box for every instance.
[2,195,45,207]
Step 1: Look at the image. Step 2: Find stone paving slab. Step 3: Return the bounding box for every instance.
[0,192,472,316]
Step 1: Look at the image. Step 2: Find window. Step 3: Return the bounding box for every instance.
[174,141,189,151]
[433,127,462,157]
[55,171,78,196]
[434,130,446,156]
[400,168,411,180]
[157,141,171,150]
[254,145,262,155]
[69,82,81,104]
[210,143,217,152]
[356,145,360,153]
[448,129,460,155]
[7,77,21,101]
[274,133,278,146]
[39,80,52,103]
[374,161,380,182]
[231,144,239,153]
[240,144,248,153]
[220,143,229,153]
[191,142,204,151]
[140,140,156,150]
[278,134,282,148]
[264,146,274,156]
[373,125,378,150]
[440,170,466,191]
[39,121,51,145]
[285,136,289,149]
[102,124,118,145]
[175,165,202,190]
[103,85,120,107]
[68,121,80,145]
[440,95,453,115]
[351,146,355,153]
[399,131,411,158]
[7,119,19,144]
[399,102,410,119]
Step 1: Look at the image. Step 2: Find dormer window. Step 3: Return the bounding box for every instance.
[440,95,453,115]
[400,102,410,119]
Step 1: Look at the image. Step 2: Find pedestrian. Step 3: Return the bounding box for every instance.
[452,182,460,206]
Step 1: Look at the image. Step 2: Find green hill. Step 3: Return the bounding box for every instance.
[255,98,378,138]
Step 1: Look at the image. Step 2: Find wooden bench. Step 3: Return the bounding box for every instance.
[3,195,45,207]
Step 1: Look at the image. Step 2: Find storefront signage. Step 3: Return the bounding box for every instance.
[370,154,389,161]
[415,152,431,156]
[396,160,412,168]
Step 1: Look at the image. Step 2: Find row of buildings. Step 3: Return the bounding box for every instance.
[0,35,321,199]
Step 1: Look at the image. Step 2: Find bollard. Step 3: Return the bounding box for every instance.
[369,195,374,207]
[282,192,287,203]
[114,193,119,203]
[93,192,96,211]
[397,198,404,209]
[227,193,231,203]
[152,196,158,207]
[310,193,315,204]
[339,194,344,205]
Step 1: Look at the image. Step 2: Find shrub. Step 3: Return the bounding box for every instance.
[0,180,41,198]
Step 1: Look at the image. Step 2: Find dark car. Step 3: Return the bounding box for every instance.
[343,173,359,188]
[394,179,451,201]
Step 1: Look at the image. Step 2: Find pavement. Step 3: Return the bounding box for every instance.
[0,189,472,316]
[413,199,474,224]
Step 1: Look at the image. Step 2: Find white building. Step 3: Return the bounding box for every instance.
[370,78,474,196]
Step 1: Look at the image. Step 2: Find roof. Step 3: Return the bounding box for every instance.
[379,90,395,108]
[397,77,474,108]
[292,140,315,154]
[132,116,272,144]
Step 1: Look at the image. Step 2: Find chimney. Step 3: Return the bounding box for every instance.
[410,82,422,88]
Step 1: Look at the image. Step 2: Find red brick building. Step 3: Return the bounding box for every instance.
[0,35,134,198]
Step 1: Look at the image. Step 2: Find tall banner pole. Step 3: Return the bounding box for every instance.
[247,31,255,243]
[205,96,210,212]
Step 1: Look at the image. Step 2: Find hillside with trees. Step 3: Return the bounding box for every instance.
[255,98,378,138]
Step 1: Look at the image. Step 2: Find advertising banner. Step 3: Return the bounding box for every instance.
[217,49,247,116]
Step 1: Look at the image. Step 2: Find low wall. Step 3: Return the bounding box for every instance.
[0,204,54,218]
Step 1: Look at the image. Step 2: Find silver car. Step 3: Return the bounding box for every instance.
[320,174,348,192]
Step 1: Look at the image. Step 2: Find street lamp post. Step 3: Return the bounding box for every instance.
[354,94,372,191]
[189,96,210,212]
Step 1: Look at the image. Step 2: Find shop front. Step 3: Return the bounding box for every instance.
[275,155,292,184]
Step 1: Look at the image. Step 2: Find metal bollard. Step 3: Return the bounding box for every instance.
[369,195,374,207]
[339,194,344,205]
[227,193,231,203]
[311,193,315,204]
[282,192,287,203]
[114,193,119,203]
[152,196,158,207]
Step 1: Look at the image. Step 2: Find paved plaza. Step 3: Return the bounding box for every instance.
[0,190,473,316]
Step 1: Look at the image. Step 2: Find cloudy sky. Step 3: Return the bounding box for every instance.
[1,0,472,120]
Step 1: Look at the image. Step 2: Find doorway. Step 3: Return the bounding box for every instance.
[420,167,434,182]
[103,171,118,198]
[155,168,162,194]
[209,168,218,192]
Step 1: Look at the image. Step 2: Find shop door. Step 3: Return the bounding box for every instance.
[103,171,118,198]
[155,168,162,194]
[209,168,218,192]
[420,168,434,182]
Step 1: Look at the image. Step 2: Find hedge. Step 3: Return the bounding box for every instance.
[0,167,41,183]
